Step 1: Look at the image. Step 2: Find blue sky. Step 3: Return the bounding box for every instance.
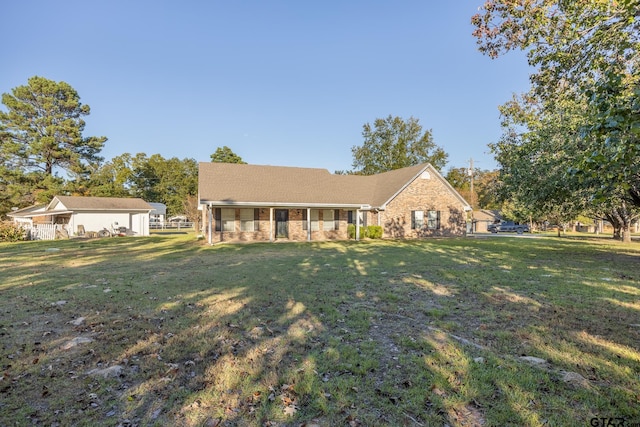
[2,1,532,174]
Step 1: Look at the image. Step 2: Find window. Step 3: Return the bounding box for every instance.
[215,208,221,232]
[240,209,254,231]
[427,210,440,230]
[310,209,319,231]
[222,208,235,232]
[349,210,366,226]
[322,209,334,231]
[411,210,424,229]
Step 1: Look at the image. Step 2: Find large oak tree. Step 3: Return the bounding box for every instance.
[472,1,640,240]
[351,115,447,175]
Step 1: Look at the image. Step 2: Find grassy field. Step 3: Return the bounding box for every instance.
[0,235,639,426]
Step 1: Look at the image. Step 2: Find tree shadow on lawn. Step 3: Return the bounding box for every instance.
[0,238,639,426]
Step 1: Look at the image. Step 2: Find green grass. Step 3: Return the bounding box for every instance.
[0,235,639,426]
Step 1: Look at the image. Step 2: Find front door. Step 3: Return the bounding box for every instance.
[275,209,289,238]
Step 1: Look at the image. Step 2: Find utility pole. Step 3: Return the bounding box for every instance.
[468,158,475,208]
[468,158,475,233]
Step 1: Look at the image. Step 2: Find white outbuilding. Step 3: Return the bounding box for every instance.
[8,195,153,238]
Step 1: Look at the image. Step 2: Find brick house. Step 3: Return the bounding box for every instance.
[198,162,471,244]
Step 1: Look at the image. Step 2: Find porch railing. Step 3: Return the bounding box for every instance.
[22,224,69,241]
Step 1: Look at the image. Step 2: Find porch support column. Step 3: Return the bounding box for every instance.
[356,209,361,241]
[269,208,274,242]
[307,207,311,241]
[207,204,213,245]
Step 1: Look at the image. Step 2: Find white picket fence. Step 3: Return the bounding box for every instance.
[22,224,70,241]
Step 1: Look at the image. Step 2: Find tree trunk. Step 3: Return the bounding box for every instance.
[605,201,634,243]
[613,227,622,240]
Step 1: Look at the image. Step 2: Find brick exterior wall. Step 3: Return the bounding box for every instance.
[381,173,467,238]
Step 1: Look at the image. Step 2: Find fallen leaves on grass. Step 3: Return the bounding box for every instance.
[345,414,362,426]
[283,404,298,416]
[61,336,93,350]
[277,383,299,417]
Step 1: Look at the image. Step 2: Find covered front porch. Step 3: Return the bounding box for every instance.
[202,204,375,244]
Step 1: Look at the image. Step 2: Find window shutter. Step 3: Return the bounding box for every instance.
[437,211,441,229]
[347,210,353,224]
[215,208,221,232]
[334,209,340,230]
[411,211,416,229]
[254,208,260,231]
[302,209,307,230]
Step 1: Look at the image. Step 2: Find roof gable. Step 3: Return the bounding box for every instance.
[47,198,66,211]
[369,163,430,206]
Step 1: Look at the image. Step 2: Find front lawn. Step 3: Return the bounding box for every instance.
[0,236,638,426]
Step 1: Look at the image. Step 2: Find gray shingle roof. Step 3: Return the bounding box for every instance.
[6,204,47,217]
[51,196,153,211]
[198,162,453,208]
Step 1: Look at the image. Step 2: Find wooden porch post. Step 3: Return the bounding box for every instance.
[207,204,213,245]
[307,207,311,241]
[269,208,274,242]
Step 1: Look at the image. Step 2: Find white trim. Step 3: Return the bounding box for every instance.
[10,210,73,218]
[199,200,366,209]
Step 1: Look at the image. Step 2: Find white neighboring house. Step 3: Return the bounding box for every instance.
[8,195,153,238]
[149,202,167,226]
